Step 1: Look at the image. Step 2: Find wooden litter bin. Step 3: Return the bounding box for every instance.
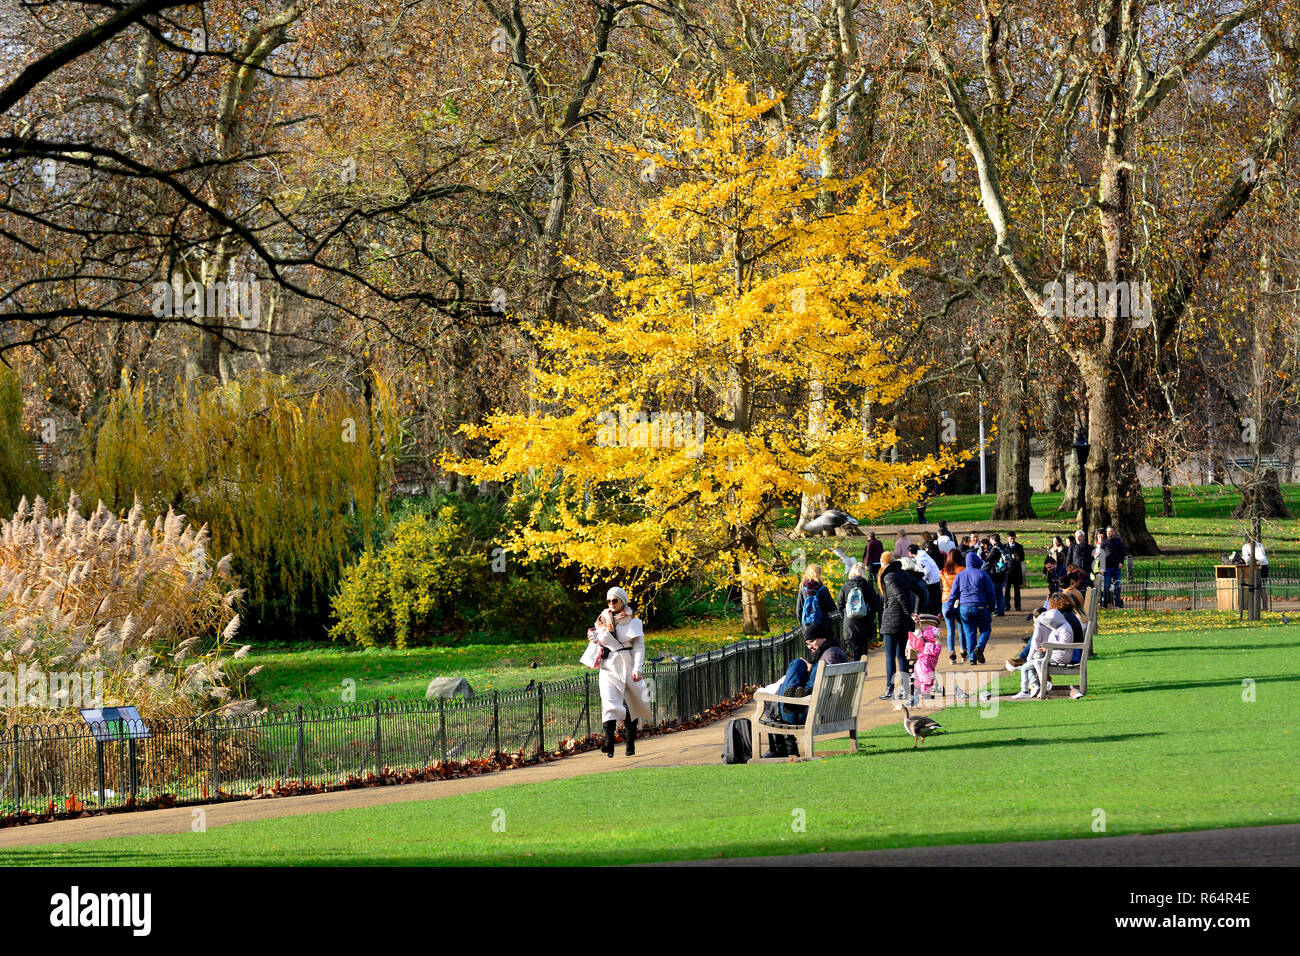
[1215,565,1246,611]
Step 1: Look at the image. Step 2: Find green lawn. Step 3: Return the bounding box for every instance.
[11,620,1296,866]
[864,482,1300,526]
[236,615,795,710]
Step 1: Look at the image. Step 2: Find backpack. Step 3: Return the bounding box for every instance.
[993,549,1008,574]
[845,582,868,619]
[801,585,825,628]
[722,717,752,764]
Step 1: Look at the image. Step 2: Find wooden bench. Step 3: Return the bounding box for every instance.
[750,657,868,760]
[1035,572,1100,699]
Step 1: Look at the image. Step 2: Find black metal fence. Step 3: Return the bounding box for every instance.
[1,626,802,820]
[1090,562,1300,611]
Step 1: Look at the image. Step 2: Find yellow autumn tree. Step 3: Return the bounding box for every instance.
[452,75,962,633]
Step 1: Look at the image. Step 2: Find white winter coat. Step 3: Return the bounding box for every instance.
[592,613,652,723]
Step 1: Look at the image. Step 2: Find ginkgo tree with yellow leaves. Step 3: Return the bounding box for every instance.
[452,76,962,634]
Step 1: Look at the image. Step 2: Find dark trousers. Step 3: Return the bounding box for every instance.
[777,658,812,724]
[1003,576,1021,611]
[843,618,875,660]
[927,582,941,615]
[882,631,911,693]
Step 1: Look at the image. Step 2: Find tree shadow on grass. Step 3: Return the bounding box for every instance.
[1106,675,1293,695]
[33,811,1292,867]
[1105,643,1286,656]
[852,730,1164,756]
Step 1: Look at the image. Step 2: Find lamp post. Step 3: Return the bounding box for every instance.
[1072,429,1091,535]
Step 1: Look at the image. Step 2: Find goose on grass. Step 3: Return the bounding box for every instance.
[898,704,942,750]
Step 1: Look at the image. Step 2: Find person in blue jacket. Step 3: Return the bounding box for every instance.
[944,552,997,664]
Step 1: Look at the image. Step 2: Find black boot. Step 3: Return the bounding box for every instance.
[625,719,638,756]
[602,720,617,757]
[761,734,788,759]
[785,735,800,758]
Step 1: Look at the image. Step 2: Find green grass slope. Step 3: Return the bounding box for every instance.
[7,621,1296,866]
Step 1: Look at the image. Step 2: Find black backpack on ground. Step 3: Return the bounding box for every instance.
[722,717,752,764]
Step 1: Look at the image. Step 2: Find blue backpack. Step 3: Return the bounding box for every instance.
[801,585,825,628]
[845,583,868,619]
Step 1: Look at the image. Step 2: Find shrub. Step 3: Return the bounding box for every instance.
[386,490,505,546]
[480,575,589,643]
[0,493,256,726]
[70,374,398,638]
[0,364,48,514]
[330,508,490,647]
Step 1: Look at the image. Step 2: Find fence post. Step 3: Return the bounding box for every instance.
[295,705,306,785]
[584,672,592,738]
[96,740,106,806]
[8,727,17,809]
[536,684,545,756]
[373,699,383,774]
[675,660,683,723]
[208,714,220,798]
[493,692,501,757]
[438,698,447,764]
[127,737,138,801]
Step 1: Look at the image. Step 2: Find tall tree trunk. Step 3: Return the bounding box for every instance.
[1233,249,1291,520]
[739,534,769,635]
[1080,353,1160,553]
[1062,454,1080,515]
[991,338,1036,519]
[1041,382,1068,492]
[1160,454,1174,517]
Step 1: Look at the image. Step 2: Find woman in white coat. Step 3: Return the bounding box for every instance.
[589,586,652,756]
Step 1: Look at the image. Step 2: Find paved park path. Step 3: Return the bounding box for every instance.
[1,587,1045,850]
[650,823,1300,866]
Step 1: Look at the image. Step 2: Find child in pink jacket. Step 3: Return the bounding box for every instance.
[910,622,944,699]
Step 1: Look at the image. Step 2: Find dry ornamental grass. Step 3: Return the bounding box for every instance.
[0,492,260,727]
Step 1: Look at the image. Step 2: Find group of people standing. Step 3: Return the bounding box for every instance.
[1045,526,1127,608]
[819,521,1117,700]
[590,519,1269,759]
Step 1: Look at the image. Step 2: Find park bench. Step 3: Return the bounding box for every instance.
[750,656,867,760]
[1035,571,1100,699]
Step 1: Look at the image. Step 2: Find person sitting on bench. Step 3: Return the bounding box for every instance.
[1007,584,1087,668]
[1009,593,1080,698]
[759,632,850,758]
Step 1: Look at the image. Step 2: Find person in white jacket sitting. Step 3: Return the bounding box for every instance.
[1010,593,1079,699]
[1242,536,1269,578]
[589,586,652,757]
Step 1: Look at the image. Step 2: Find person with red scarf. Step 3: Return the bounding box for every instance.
[588,586,651,757]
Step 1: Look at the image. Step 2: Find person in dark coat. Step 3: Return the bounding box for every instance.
[1066,530,1093,577]
[837,562,882,661]
[861,531,884,576]
[761,631,850,758]
[986,536,1008,616]
[1099,526,1127,608]
[1004,531,1026,612]
[877,555,929,700]
[945,552,997,663]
